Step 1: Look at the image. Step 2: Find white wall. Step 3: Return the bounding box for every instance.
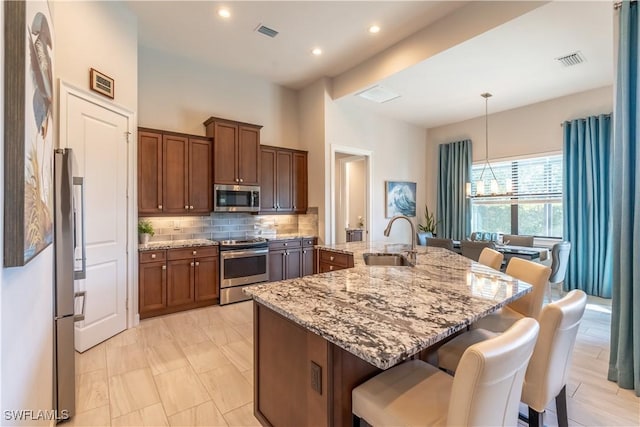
[347,158,366,230]
[424,85,613,209]
[138,46,300,147]
[1,2,137,424]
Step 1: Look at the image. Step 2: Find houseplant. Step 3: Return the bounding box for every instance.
[138,219,155,244]
[417,205,437,245]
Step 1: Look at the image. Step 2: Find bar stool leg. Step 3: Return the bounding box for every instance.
[556,385,569,427]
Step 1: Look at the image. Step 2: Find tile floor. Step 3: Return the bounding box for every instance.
[70,295,639,426]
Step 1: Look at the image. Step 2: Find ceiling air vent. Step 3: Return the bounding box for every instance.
[356,85,401,104]
[556,51,586,67]
[255,24,279,38]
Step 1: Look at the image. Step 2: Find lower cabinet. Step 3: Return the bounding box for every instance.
[318,249,354,273]
[268,237,317,281]
[139,245,219,319]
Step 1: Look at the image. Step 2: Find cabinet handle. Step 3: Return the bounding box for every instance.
[303,250,306,254]
[195,261,200,266]
[284,243,288,246]
[193,250,197,255]
[190,262,194,267]
[330,256,334,261]
[329,265,334,271]
[293,205,296,209]
[240,178,243,183]
[162,265,166,270]
[273,204,276,208]
[151,254,156,259]
[184,205,189,210]
[158,205,163,209]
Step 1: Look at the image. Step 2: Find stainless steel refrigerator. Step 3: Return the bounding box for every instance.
[53,148,86,423]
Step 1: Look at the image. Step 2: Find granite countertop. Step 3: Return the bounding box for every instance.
[264,234,317,241]
[138,239,218,251]
[245,241,532,370]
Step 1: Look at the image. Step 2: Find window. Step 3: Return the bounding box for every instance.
[470,154,563,238]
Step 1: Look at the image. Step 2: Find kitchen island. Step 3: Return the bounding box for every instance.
[245,242,532,427]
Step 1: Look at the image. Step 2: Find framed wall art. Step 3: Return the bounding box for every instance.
[385,181,417,218]
[89,68,114,99]
[4,0,55,267]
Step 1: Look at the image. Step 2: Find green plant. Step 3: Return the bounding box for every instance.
[417,205,437,233]
[138,219,155,236]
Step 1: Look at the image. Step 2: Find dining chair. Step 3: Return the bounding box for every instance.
[436,291,587,427]
[546,241,571,302]
[352,318,539,427]
[503,234,535,247]
[426,237,455,251]
[460,240,495,261]
[478,247,504,270]
[471,257,551,333]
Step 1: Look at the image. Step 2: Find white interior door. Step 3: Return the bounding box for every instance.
[60,85,130,352]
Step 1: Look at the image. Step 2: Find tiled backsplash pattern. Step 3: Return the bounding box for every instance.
[142,208,318,242]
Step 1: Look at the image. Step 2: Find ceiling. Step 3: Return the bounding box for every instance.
[126,1,614,129]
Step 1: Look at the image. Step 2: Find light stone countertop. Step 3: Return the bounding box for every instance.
[245,241,532,370]
[138,239,218,251]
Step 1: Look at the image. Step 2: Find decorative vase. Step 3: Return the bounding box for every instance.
[417,231,433,246]
[139,233,151,245]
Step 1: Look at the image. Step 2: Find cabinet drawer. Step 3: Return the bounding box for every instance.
[140,250,166,263]
[268,239,302,251]
[168,246,218,260]
[318,261,348,273]
[302,238,316,247]
[318,250,351,267]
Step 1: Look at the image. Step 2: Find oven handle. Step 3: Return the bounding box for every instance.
[221,248,269,259]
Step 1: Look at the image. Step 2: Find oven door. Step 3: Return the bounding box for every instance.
[220,248,269,288]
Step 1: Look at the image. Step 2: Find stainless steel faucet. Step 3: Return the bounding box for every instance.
[383,215,417,262]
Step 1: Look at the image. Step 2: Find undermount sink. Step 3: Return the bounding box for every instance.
[363,253,413,267]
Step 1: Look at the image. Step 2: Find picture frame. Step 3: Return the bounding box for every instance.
[89,68,114,99]
[385,181,417,218]
[4,0,55,267]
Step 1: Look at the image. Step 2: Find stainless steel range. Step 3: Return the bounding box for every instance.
[219,238,269,305]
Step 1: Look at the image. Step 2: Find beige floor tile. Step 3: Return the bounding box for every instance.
[163,311,199,330]
[199,365,252,414]
[220,340,253,373]
[109,368,161,418]
[145,341,190,376]
[219,307,250,327]
[183,340,232,374]
[564,394,640,426]
[105,327,141,351]
[189,307,225,327]
[168,401,228,427]
[232,322,253,342]
[75,344,107,375]
[202,323,244,347]
[223,402,261,427]
[139,322,175,348]
[616,387,640,404]
[154,365,210,416]
[572,382,640,425]
[76,369,109,413]
[173,325,210,348]
[67,405,111,426]
[107,342,149,376]
[241,370,253,387]
[111,402,169,427]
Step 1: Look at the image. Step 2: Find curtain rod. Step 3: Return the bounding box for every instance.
[615,0,637,10]
[560,113,612,127]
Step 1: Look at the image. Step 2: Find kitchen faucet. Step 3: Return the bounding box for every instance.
[383,215,417,263]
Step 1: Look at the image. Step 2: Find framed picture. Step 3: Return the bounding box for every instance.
[385,181,417,218]
[4,0,55,266]
[89,68,114,99]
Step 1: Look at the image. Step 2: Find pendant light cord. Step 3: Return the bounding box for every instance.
[479,93,498,183]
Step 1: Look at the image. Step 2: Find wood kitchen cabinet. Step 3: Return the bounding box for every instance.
[204,117,262,185]
[302,238,316,276]
[268,239,302,282]
[138,128,212,216]
[260,145,308,214]
[318,249,354,273]
[139,245,219,319]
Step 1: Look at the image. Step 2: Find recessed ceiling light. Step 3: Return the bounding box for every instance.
[312,48,322,56]
[218,8,231,18]
[356,85,401,103]
[369,25,381,34]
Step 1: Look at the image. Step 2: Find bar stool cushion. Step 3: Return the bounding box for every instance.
[478,247,504,270]
[438,329,497,373]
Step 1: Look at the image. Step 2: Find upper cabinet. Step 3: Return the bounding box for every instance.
[204,117,262,186]
[138,128,212,215]
[260,145,308,214]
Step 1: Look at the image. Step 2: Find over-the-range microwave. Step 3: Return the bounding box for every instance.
[214,184,260,212]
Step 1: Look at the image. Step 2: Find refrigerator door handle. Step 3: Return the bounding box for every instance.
[74,291,86,322]
[73,177,87,280]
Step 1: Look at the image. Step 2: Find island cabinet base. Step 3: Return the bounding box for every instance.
[254,302,381,427]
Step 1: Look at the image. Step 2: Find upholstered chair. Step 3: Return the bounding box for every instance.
[478,247,504,270]
[426,237,455,251]
[503,234,535,247]
[546,241,571,302]
[352,318,539,427]
[460,241,495,262]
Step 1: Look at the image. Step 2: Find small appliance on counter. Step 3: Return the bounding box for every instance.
[219,237,269,304]
[214,184,260,212]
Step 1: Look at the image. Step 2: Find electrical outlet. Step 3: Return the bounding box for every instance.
[172,220,181,231]
[310,362,322,394]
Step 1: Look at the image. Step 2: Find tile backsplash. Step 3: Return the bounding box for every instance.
[141,208,319,242]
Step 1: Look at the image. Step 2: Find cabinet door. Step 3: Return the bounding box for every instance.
[302,247,315,277]
[163,134,189,214]
[285,248,302,280]
[238,126,260,185]
[260,148,277,212]
[189,137,212,213]
[194,256,219,302]
[139,261,166,315]
[138,131,163,214]
[268,249,285,282]
[276,150,293,211]
[167,259,194,306]
[292,152,307,213]
[213,122,238,185]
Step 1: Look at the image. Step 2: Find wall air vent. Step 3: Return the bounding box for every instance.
[355,85,401,104]
[556,51,586,67]
[255,24,279,38]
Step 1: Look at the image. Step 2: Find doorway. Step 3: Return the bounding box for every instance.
[330,145,372,245]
